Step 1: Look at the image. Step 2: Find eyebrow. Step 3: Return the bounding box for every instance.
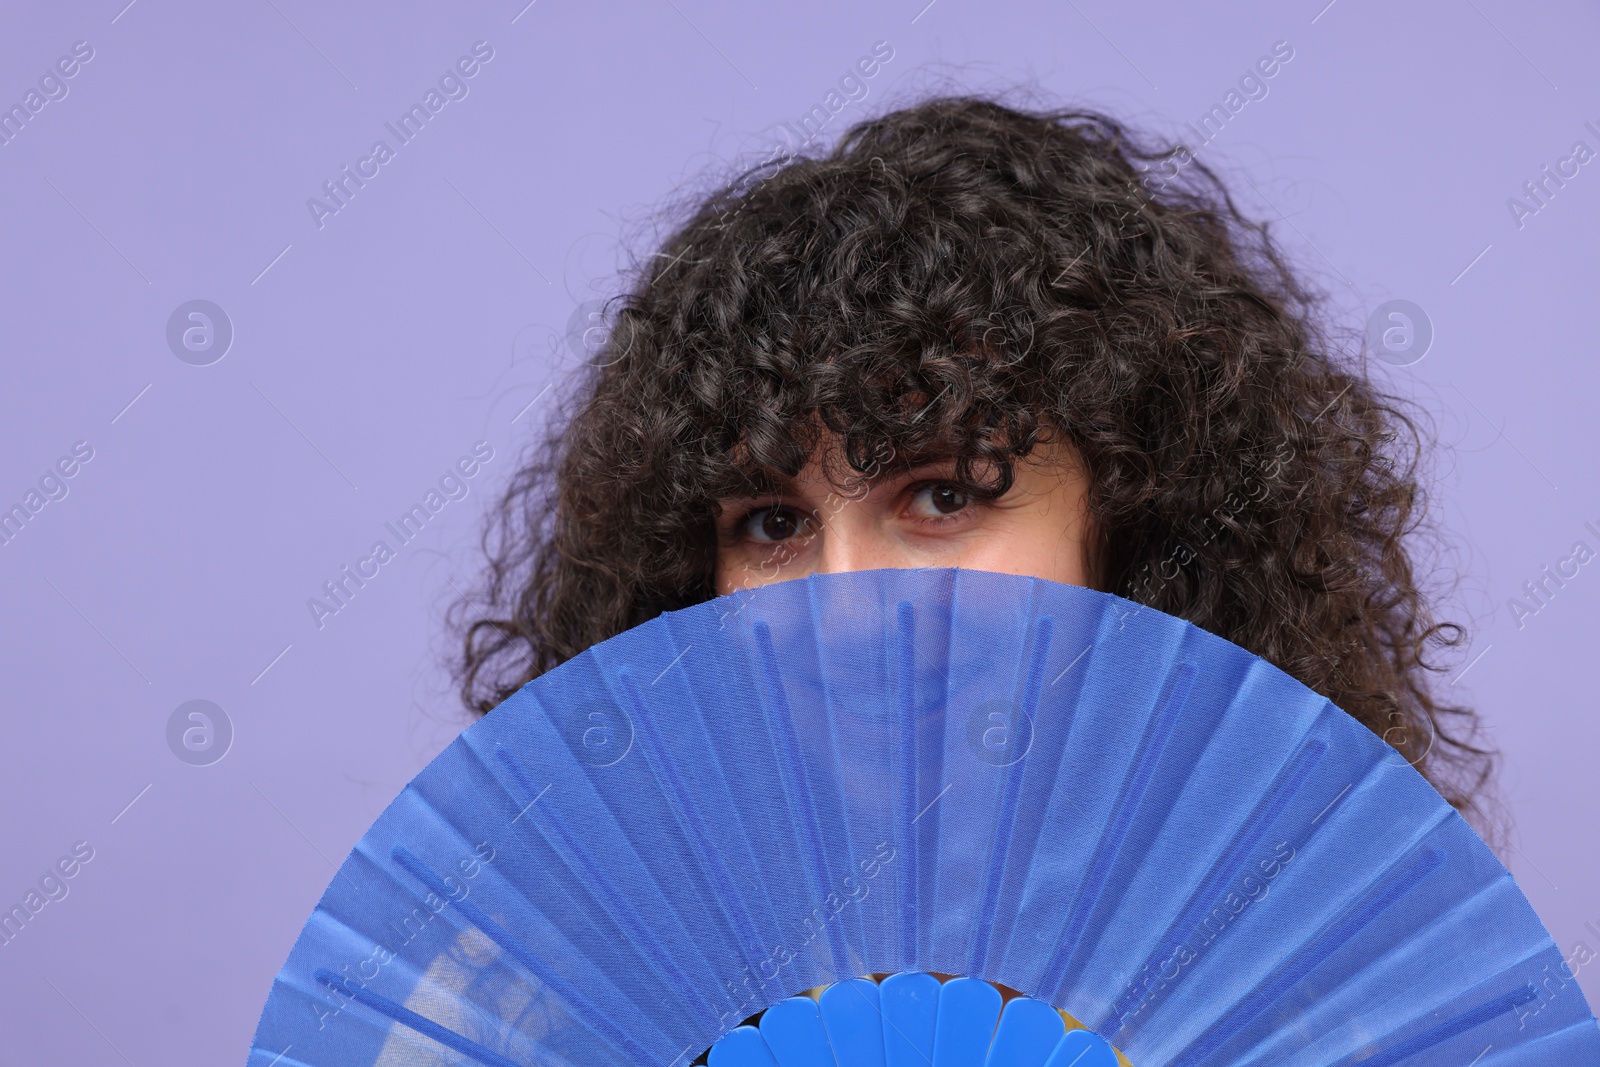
[713,455,967,508]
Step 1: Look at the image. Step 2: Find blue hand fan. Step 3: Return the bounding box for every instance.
[248,568,1600,1066]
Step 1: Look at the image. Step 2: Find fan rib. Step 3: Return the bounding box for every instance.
[968,615,1055,976]
[1170,846,1446,1066]
[1324,984,1538,1067]
[755,620,853,978]
[310,968,524,1067]
[985,994,1066,1066]
[895,601,920,968]
[933,975,1004,1066]
[1039,662,1199,999]
[1103,737,1329,1038]
[709,1024,781,1067]
[389,846,657,1063]
[491,746,723,1028]
[818,977,887,1067]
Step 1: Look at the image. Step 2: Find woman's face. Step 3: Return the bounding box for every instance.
[713,431,1097,595]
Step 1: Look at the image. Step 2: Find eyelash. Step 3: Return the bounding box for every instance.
[728,480,974,544]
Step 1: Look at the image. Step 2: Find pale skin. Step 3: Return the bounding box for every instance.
[713,430,1098,595]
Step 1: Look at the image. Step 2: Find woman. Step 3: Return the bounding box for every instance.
[454,92,1493,835]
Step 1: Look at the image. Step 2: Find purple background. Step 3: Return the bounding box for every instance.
[2,0,1598,1061]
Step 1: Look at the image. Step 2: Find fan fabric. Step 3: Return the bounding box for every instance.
[248,568,1600,1066]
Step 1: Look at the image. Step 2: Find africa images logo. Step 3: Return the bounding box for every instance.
[306,41,495,230]
[306,442,494,630]
[768,41,895,155]
[0,40,94,150]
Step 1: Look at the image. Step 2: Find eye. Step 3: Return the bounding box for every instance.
[909,482,970,517]
[742,505,810,543]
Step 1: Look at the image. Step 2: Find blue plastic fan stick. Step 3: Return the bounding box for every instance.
[880,972,941,1067]
[968,617,1054,976]
[819,979,887,1067]
[1103,738,1329,1036]
[311,969,525,1067]
[931,977,1003,1067]
[1170,846,1446,1066]
[388,847,656,1064]
[983,996,1064,1067]
[754,622,852,978]
[761,996,840,1067]
[614,671,769,967]
[1326,984,1538,1067]
[1039,662,1198,998]
[710,1026,782,1067]
[490,746,722,1028]
[895,601,919,967]
[1042,1029,1117,1067]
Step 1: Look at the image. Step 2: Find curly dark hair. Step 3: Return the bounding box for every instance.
[452,91,1495,830]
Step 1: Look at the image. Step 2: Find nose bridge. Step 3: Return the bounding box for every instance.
[811,503,883,576]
